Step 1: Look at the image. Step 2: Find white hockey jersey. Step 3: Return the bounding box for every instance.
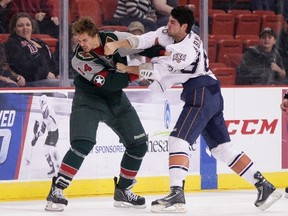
[133,26,216,91]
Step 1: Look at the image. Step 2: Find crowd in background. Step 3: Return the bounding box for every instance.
[0,0,288,88]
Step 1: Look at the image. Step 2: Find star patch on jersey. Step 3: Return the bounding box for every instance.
[92,75,105,87]
[172,53,187,63]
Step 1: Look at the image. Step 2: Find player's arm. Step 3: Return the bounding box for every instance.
[104,31,158,55]
[90,69,138,91]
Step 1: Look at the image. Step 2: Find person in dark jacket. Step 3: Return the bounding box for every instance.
[5,12,59,86]
[237,27,286,85]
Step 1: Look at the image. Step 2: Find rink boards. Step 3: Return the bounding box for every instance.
[0,86,288,201]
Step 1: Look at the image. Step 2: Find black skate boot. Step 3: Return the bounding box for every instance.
[113,177,146,209]
[45,176,68,212]
[285,187,288,199]
[151,186,186,213]
[254,171,282,210]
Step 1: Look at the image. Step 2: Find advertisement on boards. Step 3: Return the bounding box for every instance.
[0,87,285,182]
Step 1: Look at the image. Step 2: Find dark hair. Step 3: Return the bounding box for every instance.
[171,6,194,33]
[9,12,35,34]
[72,16,99,37]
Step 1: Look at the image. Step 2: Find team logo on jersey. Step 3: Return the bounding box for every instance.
[172,53,187,63]
[92,75,105,87]
[78,51,93,59]
[162,28,168,34]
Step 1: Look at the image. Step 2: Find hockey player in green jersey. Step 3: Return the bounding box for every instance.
[44,16,157,211]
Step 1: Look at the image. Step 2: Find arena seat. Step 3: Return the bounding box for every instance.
[216,39,242,63]
[208,38,217,63]
[100,0,118,24]
[209,13,235,35]
[260,14,284,33]
[235,34,259,51]
[223,53,243,69]
[99,25,128,32]
[233,14,261,36]
[210,67,236,85]
[77,0,103,27]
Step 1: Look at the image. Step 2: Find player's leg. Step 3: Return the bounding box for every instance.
[151,85,213,213]
[203,103,282,210]
[106,94,148,208]
[45,139,95,211]
[45,94,102,211]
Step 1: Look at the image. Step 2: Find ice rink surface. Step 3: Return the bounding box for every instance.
[0,190,287,216]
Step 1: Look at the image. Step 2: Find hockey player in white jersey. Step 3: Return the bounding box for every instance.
[104,5,282,214]
[26,94,60,177]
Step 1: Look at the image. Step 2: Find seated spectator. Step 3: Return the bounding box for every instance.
[276,18,288,72]
[5,12,59,87]
[126,21,149,86]
[0,71,25,87]
[14,0,59,38]
[127,21,146,66]
[152,0,178,27]
[106,0,157,32]
[0,0,17,33]
[0,42,25,87]
[236,27,286,85]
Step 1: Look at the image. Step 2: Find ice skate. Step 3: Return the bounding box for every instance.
[254,171,282,210]
[113,177,146,209]
[45,176,68,212]
[285,187,288,199]
[151,186,186,213]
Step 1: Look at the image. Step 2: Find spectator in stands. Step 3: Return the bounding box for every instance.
[14,0,59,38]
[250,0,277,12]
[126,21,150,86]
[0,69,25,87]
[5,12,59,87]
[108,0,157,32]
[152,1,200,34]
[236,27,286,85]
[0,0,17,33]
[0,42,25,87]
[127,21,146,66]
[152,0,178,27]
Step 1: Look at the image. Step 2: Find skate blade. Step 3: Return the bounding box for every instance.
[258,191,282,211]
[114,201,146,209]
[151,203,187,213]
[45,201,65,212]
[285,192,288,199]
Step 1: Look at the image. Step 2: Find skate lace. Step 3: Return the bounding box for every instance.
[162,191,176,200]
[52,187,64,198]
[125,190,139,201]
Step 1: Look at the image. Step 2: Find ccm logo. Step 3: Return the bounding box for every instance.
[226,119,278,135]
